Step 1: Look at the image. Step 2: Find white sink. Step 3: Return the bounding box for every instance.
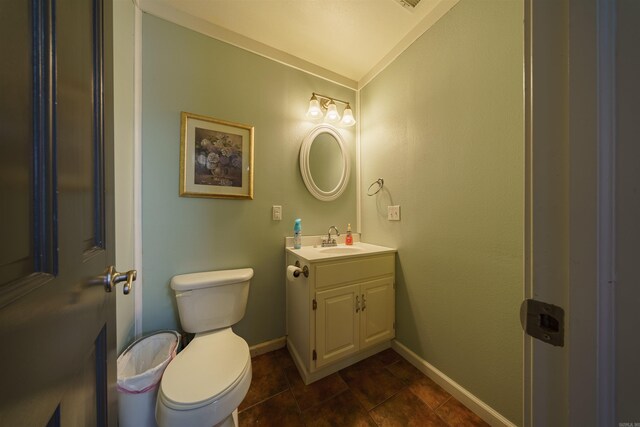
[318,246,364,255]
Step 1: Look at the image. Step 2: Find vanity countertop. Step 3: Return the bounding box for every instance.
[286,242,396,262]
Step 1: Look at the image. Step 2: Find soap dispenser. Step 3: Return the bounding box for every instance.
[345,223,353,245]
[293,219,302,249]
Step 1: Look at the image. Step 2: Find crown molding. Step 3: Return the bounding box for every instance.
[138,0,458,92]
[138,0,358,90]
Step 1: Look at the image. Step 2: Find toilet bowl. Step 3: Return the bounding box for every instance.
[156,268,254,427]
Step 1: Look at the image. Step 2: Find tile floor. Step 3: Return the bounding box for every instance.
[238,347,489,426]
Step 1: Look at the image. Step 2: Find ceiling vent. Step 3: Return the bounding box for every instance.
[393,0,421,10]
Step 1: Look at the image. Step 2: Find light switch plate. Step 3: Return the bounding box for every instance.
[388,205,400,221]
[272,205,282,221]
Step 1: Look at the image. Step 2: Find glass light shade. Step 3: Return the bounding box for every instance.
[325,101,340,123]
[306,96,323,119]
[340,105,356,127]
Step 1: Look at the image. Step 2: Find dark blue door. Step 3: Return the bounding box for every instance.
[0,0,116,425]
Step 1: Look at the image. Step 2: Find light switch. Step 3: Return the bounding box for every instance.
[272,205,282,221]
[387,205,401,221]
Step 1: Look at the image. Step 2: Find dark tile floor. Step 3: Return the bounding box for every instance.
[238,347,489,427]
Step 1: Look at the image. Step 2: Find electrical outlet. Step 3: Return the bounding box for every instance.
[387,205,401,221]
[272,205,282,221]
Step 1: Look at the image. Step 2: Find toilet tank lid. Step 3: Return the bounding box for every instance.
[171,268,254,291]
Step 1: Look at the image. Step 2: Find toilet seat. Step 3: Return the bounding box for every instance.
[158,328,250,411]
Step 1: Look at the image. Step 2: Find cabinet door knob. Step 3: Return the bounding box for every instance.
[355,295,360,313]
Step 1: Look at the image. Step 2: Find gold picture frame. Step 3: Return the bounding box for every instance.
[180,112,254,199]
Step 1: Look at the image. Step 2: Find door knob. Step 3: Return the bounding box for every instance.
[96,266,137,295]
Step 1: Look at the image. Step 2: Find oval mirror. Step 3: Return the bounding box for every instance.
[300,124,350,201]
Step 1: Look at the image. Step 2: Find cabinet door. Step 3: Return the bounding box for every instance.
[360,277,395,350]
[315,284,360,369]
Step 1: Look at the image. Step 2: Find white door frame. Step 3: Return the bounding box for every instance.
[524,0,616,425]
[593,1,617,423]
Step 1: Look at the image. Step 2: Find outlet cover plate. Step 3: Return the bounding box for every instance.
[388,205,400,221]
[272,205,282,221]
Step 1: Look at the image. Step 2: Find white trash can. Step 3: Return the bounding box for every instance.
[117,330,180,427]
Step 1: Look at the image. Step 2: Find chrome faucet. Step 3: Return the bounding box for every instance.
[322,226,340,247]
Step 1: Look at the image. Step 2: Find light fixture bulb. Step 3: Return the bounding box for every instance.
[325,100,340,123]
[306,94,323,119]
[340,104,356,127]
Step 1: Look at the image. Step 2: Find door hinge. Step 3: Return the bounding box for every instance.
[312,349,317,360]
[312,299,317,310]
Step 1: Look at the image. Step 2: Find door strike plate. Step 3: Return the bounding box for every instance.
[520,299,565,347]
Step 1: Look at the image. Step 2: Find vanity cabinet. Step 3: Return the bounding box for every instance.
[286,248,395,384]
[315,277,395,368]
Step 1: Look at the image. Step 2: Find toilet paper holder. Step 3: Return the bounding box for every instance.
[294,260,309,278]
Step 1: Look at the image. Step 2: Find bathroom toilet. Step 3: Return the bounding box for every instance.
[156,268,254,427]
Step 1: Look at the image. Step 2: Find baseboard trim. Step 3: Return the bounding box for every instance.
[249,336,286,358]
[392,340,517,427]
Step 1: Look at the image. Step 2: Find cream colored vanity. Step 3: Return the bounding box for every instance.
[286,241,396,384]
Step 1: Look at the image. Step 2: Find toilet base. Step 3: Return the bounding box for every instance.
[214,409,238,427]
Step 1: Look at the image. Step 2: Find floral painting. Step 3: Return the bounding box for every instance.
[180,112,254,199]
[194,128,243,187]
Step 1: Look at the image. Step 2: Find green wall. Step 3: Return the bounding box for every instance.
[141,14,356,344]
[360,1,523,423]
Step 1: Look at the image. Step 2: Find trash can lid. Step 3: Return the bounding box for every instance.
[159,328,250,410]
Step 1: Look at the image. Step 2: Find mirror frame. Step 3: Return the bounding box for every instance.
[300,124,350,201]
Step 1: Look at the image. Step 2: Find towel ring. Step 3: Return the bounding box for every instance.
[367,178,384,196]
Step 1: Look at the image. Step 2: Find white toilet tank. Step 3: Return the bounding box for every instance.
[171,268,253,333]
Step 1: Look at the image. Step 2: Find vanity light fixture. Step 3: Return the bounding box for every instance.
[340,104,356,127]
[306,94,323,119]
[325,100,340,123]
[305,92,356,127]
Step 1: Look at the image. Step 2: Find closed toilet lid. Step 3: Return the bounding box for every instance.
[159,328,250,410]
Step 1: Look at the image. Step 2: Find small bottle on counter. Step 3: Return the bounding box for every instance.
[293,219,302,249]
[345,223,353,245]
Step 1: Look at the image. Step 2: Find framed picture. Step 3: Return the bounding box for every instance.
[180,112,254,199]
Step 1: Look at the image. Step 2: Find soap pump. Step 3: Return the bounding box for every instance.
[345,223,353,245]
[293,219,302,249]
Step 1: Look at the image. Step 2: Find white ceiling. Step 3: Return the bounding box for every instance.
[140,0,458,87]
